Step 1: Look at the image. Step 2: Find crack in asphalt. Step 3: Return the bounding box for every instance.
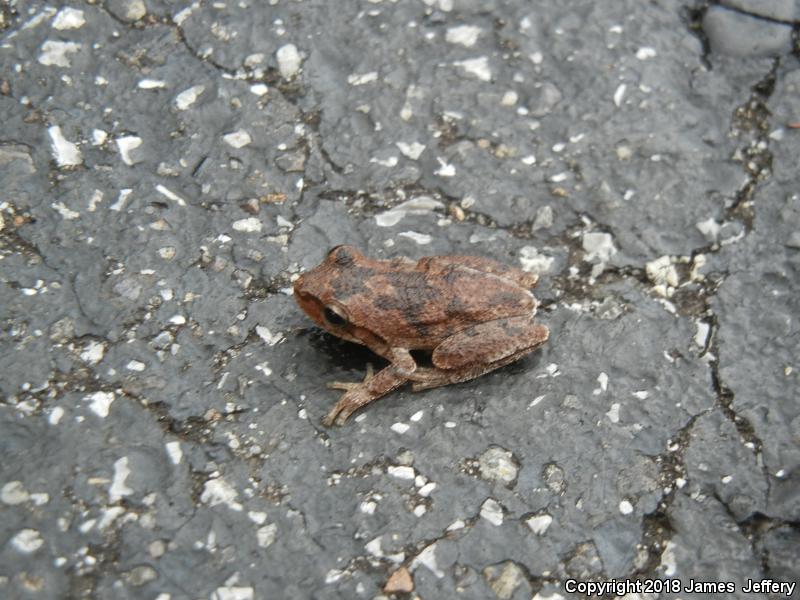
[605,47,790,587]
[714,2,800,27]
[2,2,796,594]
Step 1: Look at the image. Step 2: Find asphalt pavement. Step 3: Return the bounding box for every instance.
[1,1,798,599]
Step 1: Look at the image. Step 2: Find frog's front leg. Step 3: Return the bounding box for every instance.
[323,348,416,426]
[409,316,549,391]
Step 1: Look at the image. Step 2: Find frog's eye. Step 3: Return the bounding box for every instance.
[327,245,356,267]
[323,305,348,327]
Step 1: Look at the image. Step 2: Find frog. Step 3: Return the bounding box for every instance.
[293,245,549,426]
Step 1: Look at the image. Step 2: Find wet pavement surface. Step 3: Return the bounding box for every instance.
[1,1,798,599]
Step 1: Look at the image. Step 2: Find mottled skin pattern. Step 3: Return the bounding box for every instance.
[294,246,549,425]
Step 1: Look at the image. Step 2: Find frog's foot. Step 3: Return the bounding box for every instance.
[327,363,374,393]
[323,364,375,426]
[322,363,408,427]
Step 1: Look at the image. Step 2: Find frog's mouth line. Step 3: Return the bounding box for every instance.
[293,288,311,307]
[295,290,357,338]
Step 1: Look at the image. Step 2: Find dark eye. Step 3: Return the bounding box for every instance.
[327,245,356,267]
[323,306,348,327]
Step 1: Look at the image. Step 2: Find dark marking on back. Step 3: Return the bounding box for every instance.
[489,289,527,310]
[501,319,526,336]
[330,265,374,299]
[373,293,403,311]
[446,294,469,316]
[388,271,444,336]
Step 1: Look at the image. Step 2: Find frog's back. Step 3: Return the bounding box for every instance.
[352,263,536,349]
[434,263,536,321]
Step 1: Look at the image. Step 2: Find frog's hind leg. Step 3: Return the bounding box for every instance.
[409,317,548,391]
[323,348,417,426]
[323,365,408,426]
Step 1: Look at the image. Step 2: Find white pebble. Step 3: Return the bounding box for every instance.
[397,231,432,245]
[86,391,115,418]
[454,56,491,81]
[223,130,252,149]
[582,232,617,262]
[526,514,552,534]
[613,83,627,107]
[501,90,518,106]
[48,126,82,167]
[445,25,482,47]
[391,422,410,434]
[480,498,504,526]
[49,406,65,425]
[1,481,30,505]
[52,8,85,30]
[636,47,656,60]
[347,71,378,85]
[38,40,81,68]
[92,129,107,146]
[387,466,415,480]
[116,136,142,166]
[11,529,43,553]
[396,141,426,160]
[138,79,166,89]
[174,85,205,110]
[232,217,262,233]
[419,482,436,497]
[276,44,302,78]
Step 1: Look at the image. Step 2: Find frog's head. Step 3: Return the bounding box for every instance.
[293,245,366,343]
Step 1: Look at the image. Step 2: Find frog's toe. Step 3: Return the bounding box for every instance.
[321,407,339,427]
[322,394,361,426]
[326,364,375,391]
[328,381,360,391]
[322,398,347,426]
[334,406,356,426]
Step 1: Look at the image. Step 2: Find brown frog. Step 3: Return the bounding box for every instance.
[294,245,549,426]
